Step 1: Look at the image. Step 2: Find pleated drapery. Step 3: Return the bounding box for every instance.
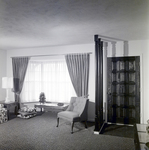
[12,57,30,107]
[65,53,90,97]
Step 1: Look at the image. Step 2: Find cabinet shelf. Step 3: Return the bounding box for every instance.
[112,69,136,73]
[116,117,136,120]
[112,81,135,85]
[112,104,135,109]
[111,93,135,97]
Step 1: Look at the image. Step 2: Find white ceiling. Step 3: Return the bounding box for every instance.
[0,0,149,50]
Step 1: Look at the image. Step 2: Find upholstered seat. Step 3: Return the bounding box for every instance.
[56,97,89,133]
[0,104,8,124]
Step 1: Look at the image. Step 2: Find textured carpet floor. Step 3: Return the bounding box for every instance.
[102,124,134,138]
[0,112,135,150]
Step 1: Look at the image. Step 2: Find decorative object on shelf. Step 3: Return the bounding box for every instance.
[120,61,125,70]
[39,92,46,104]
[146,119,149,134]
[57,103,64,106]
[129,61,134,70]
[2,77,13,103]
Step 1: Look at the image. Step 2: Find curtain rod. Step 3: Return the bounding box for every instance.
[11,52,92,58]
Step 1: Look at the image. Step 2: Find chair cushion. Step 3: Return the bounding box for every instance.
[73,97,86,113]
[67,97,88,115]
[0,105,7,124]
[58,111,79,121]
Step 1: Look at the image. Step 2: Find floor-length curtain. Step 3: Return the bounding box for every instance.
[65,53,90,97]
[12,57,30,107]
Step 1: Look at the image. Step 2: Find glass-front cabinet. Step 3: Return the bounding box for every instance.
[107,56,140,124]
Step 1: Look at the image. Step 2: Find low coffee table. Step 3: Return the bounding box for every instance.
[34,103,68,112]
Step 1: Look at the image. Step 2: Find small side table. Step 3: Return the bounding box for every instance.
[34,103,69,112]
[0,101,18,120]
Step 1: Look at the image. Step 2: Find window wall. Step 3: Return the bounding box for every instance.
[21,56,76,103]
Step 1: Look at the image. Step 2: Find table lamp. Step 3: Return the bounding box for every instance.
[2,77,13,103]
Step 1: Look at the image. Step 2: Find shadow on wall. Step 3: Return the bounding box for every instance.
[88,101,95,122]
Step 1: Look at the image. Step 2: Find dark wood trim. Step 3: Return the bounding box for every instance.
[94,35,99,132]
[134,124,140,150]
[94,35,104,132]
[99,40,103,128]
[99,121,107,134]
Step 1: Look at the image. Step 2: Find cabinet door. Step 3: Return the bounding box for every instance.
[107,56,140,124]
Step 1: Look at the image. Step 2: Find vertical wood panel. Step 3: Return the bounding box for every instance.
[94,35,104,132]
[94,35,100,132]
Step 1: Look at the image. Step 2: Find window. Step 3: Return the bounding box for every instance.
[21,57,76,103]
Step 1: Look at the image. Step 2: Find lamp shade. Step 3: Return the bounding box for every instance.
[2,77,13,89]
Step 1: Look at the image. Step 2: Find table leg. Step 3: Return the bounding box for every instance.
[7,109,10,120]
[14,105,18,115]
[35,106,43,112]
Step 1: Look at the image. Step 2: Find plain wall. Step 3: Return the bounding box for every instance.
[5,40,149,123]
[0,50,7,101]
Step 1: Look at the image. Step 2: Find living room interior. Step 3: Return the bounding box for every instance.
[0,0,149,149]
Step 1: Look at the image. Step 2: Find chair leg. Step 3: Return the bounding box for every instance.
[85,121,88,128]
[71,122,74,134]
[56,118,59,127]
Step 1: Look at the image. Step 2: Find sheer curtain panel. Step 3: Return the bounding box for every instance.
[21,60,76,103]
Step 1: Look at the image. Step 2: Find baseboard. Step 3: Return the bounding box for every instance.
[94,131,99,135]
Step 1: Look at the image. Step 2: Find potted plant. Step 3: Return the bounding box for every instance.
[39,92,46,104]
